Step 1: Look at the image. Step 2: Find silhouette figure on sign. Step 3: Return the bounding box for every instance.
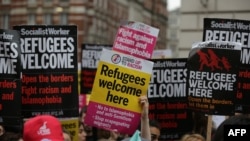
[207,49,222,71]
[197,50,210,71]
[197,49,231,71]
[221,57,231,72]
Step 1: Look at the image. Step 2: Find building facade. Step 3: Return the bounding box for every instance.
[178,0,250,58]
[0,0,168,61]
[167,8,180,58]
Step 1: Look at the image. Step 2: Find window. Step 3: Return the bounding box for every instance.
[44,0,52,3]
[28,14,36,25]
[2,14,9,29]
[2,0,10,5]
[60,13,68,25]
[44,13,52,25]
[28,0,36,5]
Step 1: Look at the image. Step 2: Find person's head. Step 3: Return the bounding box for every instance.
[23,115,64,141]
[62,128,72,141]
[212,114,250,141]
[97,128,111,139]
[78,121,87,141]
[149,119,161,141]
[79,106,93,137]
[180,133,205,141]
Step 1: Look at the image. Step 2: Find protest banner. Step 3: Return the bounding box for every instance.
[148,58,193,140]
[84,49,154,135]
[0,29,22,129]
[187,41,241,115]
[112,21,159,59]
[203,18,250,113]
[81,44,112,94]
[61,118,78,141]
[13,25,78,118]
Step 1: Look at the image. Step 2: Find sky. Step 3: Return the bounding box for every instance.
[167,0,181,11]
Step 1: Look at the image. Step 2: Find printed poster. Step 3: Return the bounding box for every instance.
[84,49,154,135]
[187,41,241,115]
[78,94,89,112]
[60,118,79,141]
[0,29,22,129]
[203,18,250,113]
[112,21,159,59]
[13,25,78,118]
[148,58,193,140]
[81,44,112,94]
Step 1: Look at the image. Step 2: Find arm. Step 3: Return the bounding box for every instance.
[139,95,151,141]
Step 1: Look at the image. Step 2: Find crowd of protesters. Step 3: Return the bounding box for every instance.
[1,95,250,141]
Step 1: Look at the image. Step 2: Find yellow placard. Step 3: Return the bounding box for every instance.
[60,118,78,141]
[89,49,153,113]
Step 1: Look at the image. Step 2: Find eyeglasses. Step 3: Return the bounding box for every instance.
[151,134,159,140]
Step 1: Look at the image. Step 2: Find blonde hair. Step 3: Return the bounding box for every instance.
[180,133,205,141]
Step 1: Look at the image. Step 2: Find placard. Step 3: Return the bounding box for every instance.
[187,41,241,115]
[13,25,78,118]
[84,49,153,135]
[203,18,250,113]
[112,21,159,59]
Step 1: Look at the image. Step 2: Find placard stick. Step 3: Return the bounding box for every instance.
[206,115,212,141]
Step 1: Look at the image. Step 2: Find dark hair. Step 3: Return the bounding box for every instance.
[79,105,88,119]
[212,115,250,141]
[149,119,161,129]
[62,127,73,141]
[0,132,23,141]
[78,120,84,128]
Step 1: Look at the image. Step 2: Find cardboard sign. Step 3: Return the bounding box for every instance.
[84,49,153,135]
[0,29,22,129]
[13,25,78,118]
[203,18,250,113]
[148,58,193,140]
[187,41,241,115]
[112,21,159,59]
[61,118,78,141]
[81,44,112,94]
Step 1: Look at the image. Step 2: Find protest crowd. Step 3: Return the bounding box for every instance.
[1,1,250,141]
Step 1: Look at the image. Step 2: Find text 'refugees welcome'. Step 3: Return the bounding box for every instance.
[98,64,146,106]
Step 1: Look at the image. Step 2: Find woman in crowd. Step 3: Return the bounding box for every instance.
[78,121,87,141]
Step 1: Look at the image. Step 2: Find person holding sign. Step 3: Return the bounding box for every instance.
[122,95,151,141]
[140,95,151,140]
[149,119,161,141]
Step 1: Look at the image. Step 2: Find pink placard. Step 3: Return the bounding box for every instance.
[84,101,141,135]
[112,21,159,59]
